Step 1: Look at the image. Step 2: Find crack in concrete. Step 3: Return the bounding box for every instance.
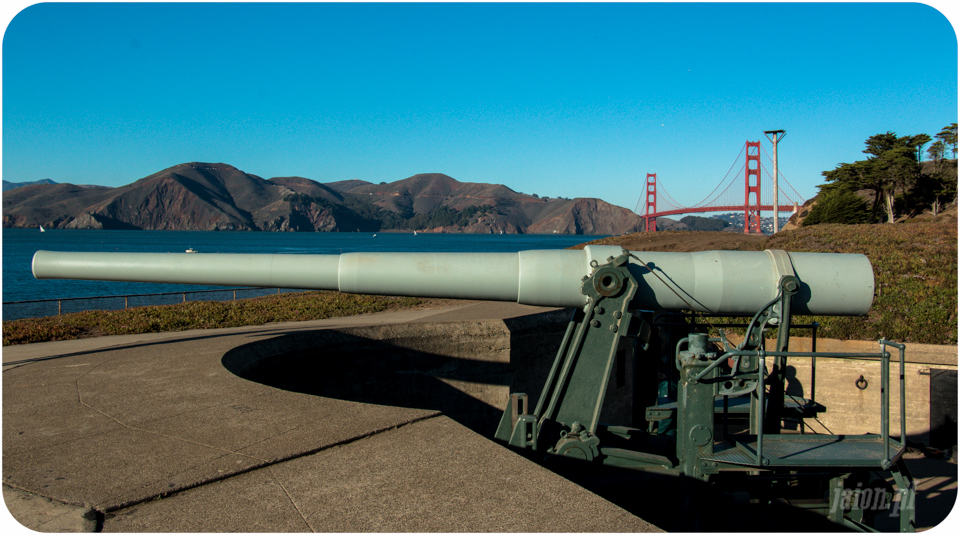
[16,346,446,524]
[96,413,443,516]
[72,358,269,463]
[268,465,316,532]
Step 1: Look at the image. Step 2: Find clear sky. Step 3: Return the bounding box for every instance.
[2,2,957,213]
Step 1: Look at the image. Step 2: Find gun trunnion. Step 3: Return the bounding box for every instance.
[31,246,914,531]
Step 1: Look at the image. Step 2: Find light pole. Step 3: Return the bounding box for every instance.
[764,130,786,233]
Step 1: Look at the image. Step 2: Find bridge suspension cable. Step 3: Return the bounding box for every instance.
[638,139,807,233]
[690,144,746,209]
[760,143,806,205]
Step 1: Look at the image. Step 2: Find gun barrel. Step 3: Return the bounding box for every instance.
[32,245,874,315]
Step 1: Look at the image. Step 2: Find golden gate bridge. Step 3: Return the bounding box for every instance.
[636,140,805,233]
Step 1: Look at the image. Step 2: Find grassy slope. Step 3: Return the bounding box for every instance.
[765,221,956,345]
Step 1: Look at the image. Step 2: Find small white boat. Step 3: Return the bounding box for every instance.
[185,248,198,253]
[39,224,45,233]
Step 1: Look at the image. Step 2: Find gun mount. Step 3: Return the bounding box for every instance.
[31,246,914,531]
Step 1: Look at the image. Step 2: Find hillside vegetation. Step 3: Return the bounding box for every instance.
[578,220,957,345]
[805,128,957,226]
[765,222,956,344]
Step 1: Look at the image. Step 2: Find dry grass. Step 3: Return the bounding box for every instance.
[765,220,957,344]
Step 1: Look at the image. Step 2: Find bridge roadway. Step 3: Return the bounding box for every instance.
[646,203,799,219]
[2,301,661,532]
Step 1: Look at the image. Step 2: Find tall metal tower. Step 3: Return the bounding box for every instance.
[744,141,762,234]
[764,130,786,233]
[644,173,657,232]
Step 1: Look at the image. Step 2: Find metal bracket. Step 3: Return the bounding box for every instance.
[497,249,647,457]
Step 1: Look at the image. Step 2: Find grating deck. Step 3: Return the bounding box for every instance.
[704,435,904,468]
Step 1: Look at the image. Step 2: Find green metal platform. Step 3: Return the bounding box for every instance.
[704,434,905,468]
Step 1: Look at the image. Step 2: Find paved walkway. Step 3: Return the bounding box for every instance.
[2,302,662,532]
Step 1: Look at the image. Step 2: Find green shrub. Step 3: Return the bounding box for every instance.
[802,188,872,226]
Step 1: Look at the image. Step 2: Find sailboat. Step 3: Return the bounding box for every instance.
[39,224,45,233]
[414,230,417,236]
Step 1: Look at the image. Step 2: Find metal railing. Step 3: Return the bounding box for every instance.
[2,287,299,321]
[692,339,907,469]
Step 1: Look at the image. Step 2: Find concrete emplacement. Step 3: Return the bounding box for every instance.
[2,302,659,532]
[2,301,957,532]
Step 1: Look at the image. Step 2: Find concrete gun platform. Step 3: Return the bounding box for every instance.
[3,302,663,532]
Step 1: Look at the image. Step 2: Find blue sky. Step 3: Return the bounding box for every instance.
[2,2,957,214]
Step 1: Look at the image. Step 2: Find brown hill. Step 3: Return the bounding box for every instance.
[526,198,644,235]
[341,173,644,234]
[2,182,123,229]
[104,163,273,230]
[324,179,373,192]
[268,176,344,203]
[343,173,528,214]
[3,164,644,235]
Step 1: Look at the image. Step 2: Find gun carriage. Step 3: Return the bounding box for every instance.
[32,246,914,531]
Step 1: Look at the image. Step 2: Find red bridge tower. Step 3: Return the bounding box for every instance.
[644,173,657,232]
[744,141,762,234]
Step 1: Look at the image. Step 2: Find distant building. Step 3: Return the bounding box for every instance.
[710,213,790,235]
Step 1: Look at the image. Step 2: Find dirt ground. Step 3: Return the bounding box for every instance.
[572,230,770,253]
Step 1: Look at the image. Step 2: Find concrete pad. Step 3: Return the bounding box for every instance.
[100,416,659,533]
[408,301,555,324]
[2,486,96,532]
[5,302,657,532]
[7,301,950,531]
[6,426,262,510]
[3,328,440,511]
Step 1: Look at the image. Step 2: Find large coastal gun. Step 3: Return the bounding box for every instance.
[32,246,914,531]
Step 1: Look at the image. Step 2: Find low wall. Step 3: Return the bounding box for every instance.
[223,315,956,449]
[729,335,958,447]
